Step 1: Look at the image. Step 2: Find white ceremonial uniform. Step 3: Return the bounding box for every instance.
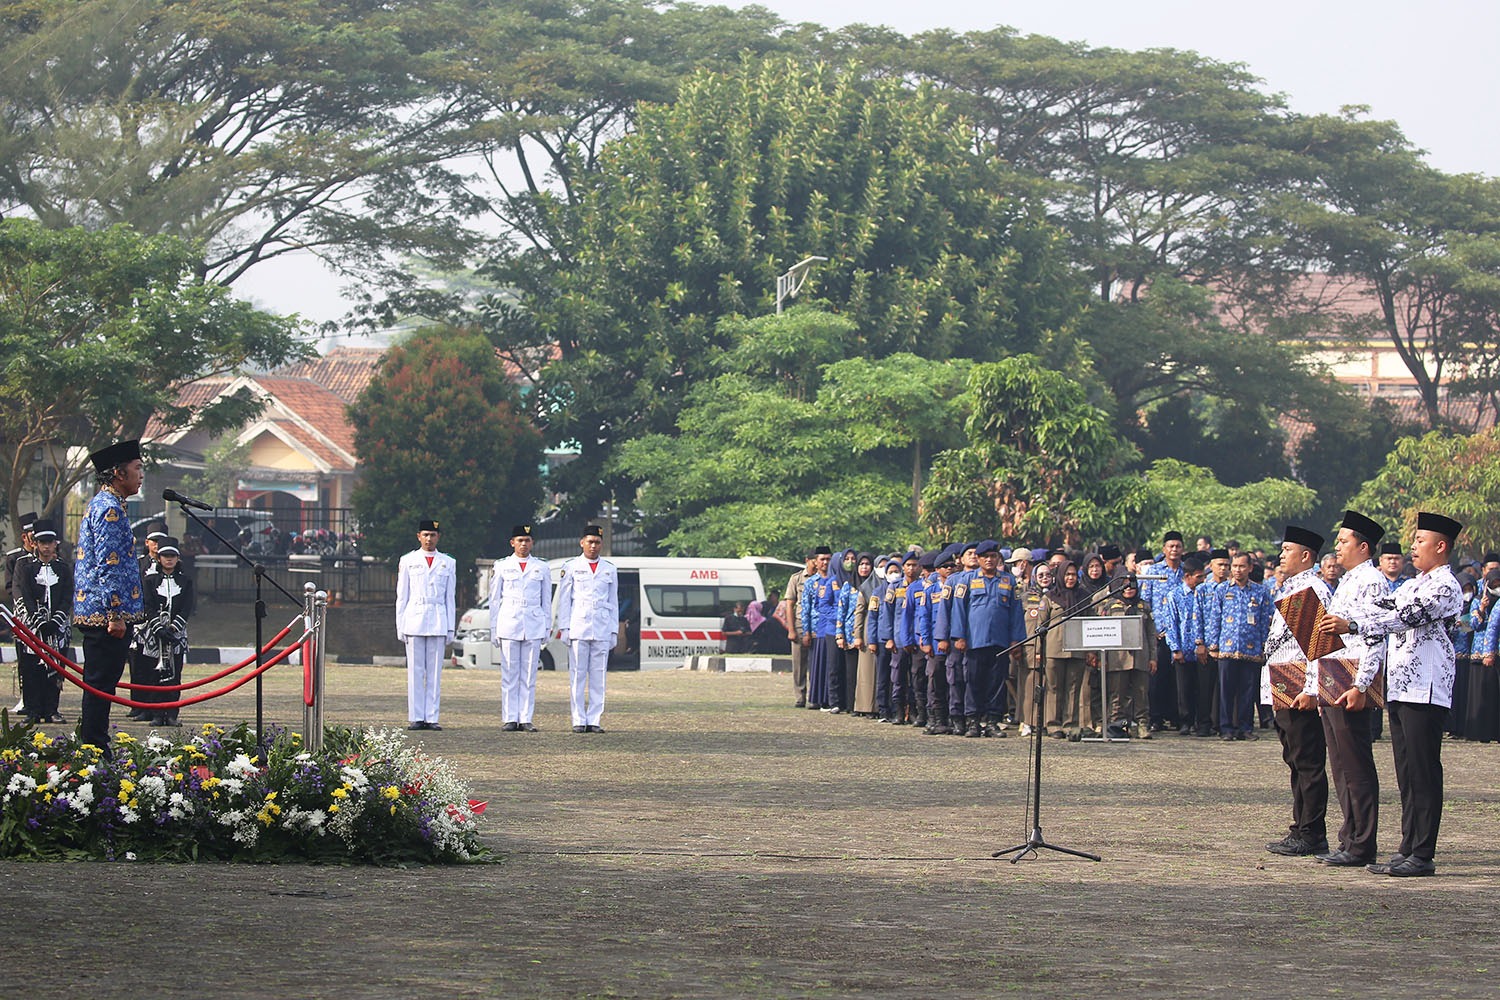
[489,554,551,724]
[556,555,620,727]
[1262,567,1333,704]
[1357,565,1463,706]
[1323,561,1390,689]
[396,549,457,725]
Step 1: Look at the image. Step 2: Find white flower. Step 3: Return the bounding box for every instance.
[168,792,193,820]
[218,777,244,796]
[68,783,94,815]
[339,765,369,792]
[146,734,173,752]
[124,851,137,861]
[119,805,140,825]
[44,766,63,791]
[4,773,37,802]
[226,753,257,778]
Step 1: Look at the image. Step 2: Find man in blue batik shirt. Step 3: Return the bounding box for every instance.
[73,439,147,750]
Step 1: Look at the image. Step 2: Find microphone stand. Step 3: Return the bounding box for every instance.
[992,583,1126,864]
[169,501,302,762]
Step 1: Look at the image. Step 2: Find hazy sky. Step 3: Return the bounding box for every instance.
[238,0,1499,327]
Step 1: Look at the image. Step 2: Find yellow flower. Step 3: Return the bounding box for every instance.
[115,732,136,746]
[381,786,400,801]
[329,804,340,814]
[264,791,278,801]
[331,787,348,800]
[256,809,273,825]
[127,798,138,810]
[389,805,396,816]
[173,773,183,782]
[201,776,220,790]
[119,779,136,796]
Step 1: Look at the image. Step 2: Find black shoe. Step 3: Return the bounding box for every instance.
[126,709,149,721]
[502,722,520,732]
[1387,856,1436,877]
[1178,724,1193,736]
[794,699,806,708]
[1220,733,1236,741]
[587,725,604,733]
[427,723,443,731]
[1243,730,1259,741]
[1147,722,1163,733]
[1266,834,1329,857]
[1050,729,1068,740]
[965,722,982,738]
[407,722,428,731]
[572,725,588,733]
[519,723,537,732]
[1317,849,1373,867]
[46,714,66,724]
[1366,854,1408,874]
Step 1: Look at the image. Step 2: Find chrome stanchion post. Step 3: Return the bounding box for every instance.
[303,582,317,749]
[311,588,328,752]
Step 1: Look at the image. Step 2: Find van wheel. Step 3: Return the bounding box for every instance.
[540,650,555,671]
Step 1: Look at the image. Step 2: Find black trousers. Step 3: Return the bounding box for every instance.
[1322,704,1380,860]
[1389,700,1448,862]
[1175,657,1217,732]
[79,626,131,749]
[1274,707,1328,843]
[1149,637,1178,726]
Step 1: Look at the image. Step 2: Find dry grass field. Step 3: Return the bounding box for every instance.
[2,663,1497,998]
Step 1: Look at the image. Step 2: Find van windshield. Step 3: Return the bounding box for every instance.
[645,584,757,617]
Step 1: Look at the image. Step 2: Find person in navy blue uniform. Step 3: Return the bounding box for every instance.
[872,554,901,722]
[804,548,840,710]
[885,551,922,725]
[952,540,1022,738]
[920,545,960,735]
[1164,555,1209,736]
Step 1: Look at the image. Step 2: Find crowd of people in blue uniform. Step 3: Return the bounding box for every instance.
[779,532,1500,745]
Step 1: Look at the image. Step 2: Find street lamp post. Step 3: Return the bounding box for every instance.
[775,256,828,314]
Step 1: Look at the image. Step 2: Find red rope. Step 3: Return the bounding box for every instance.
[31,630,304,710]
[302,636,315,707]
[6,613,299,691]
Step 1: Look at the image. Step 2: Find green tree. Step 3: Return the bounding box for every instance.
[610,310,968,557]
[0,0,498,289]
[1346,430,1500,555]
[522,57,1080,513]
[1275,114,1500,429]
[0,220,307,537]
[177,440,254,509]
[348,327,544,590]
[920,355,1163,548]
[1293,397,1414,533]
[1141,458,1318,553]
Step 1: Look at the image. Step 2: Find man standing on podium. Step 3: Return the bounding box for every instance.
[1322,511,1465,877]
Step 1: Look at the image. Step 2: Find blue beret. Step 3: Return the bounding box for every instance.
[976,540,1000,556]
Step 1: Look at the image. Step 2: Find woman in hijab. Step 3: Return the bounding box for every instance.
[1080,552,1109,597]
[1469,568,1500,742]
[849,552,879,716]
[1043,561,1092,740]
[833,548,862,714]
[1102,575,1154,739]
[1014,561,1052,736]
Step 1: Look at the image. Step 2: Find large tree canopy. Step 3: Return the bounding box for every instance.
[0,219,307,537]
[521,56,1081,513]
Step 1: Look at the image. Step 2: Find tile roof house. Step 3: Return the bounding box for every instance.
[147,348,383,517]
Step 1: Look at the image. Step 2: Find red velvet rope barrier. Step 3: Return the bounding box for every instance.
[27,627,307,711]
[3,608,311,711]
[302,636,315,707]
[6,613,299,692]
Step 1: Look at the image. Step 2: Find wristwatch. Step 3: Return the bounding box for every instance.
[1355,681,1369,693]
[1346,619,1360,636]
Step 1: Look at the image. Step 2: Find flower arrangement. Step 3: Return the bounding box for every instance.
[0,712,489,864]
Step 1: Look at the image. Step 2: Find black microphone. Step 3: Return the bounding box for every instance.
[162,488,214,511]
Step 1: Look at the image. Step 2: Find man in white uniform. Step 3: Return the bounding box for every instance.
[490,523,550,732]
[1323,511,1465,877]
[396,518,456,731]
[556,524,618,733]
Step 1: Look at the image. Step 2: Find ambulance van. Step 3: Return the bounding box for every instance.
[456,556,798,671]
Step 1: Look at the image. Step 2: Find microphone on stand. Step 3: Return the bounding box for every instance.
[162,488,214,512]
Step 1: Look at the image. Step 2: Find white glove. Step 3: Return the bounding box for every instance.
[559,629,570,644]
[396,633,406,644]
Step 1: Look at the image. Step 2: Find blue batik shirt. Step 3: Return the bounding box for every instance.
[73,487,144,627]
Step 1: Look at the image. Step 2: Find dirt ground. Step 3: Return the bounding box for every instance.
[2,663,1497,999]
